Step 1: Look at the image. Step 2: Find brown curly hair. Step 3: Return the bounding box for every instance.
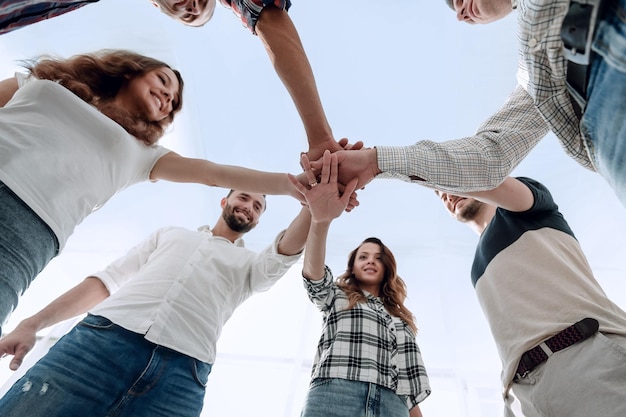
[337,237,417,333]
[25,49,184,145]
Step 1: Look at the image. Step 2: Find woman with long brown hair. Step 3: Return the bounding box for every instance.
[0,49,308,331]
[289,152,431,417]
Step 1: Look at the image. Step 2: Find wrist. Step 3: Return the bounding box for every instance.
[370,147,382,175]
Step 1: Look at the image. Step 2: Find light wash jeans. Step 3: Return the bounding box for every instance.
[0,181,58,333]
[582,0,626,207]
[0,314,212,417]
[300,378,409,417]
[506,333,626,417]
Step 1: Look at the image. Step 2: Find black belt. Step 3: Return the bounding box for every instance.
[561,0,608,117]
[513,318,599,382]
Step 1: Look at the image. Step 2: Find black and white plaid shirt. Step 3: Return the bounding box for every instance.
[377,0,594,194]
[304,266,430,410]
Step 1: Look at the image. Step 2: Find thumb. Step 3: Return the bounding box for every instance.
[9,345,30,371]
[340,178,359,205]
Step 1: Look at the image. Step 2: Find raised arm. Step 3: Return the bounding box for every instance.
[256,7,341,160]
[0,77,18,107]
[0,277,109,371]
[464,176,534,212]
[289,151,358,280]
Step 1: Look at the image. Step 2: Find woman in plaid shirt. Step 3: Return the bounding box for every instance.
[289,152,431,417]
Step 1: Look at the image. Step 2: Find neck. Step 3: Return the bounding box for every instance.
[466,204,497,235]
[211,220,244,243]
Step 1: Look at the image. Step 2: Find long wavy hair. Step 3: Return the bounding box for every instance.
[25,49,184,145]
[337,237,417,333]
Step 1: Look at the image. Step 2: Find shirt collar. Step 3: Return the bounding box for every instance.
[197,225,246,247]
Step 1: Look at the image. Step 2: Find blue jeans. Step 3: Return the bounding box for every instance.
[582,0,626,207]
[0,314,212,417]
[300,378,409,417]
[0,181,58,332]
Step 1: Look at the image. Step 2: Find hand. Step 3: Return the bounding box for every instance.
[288,151,358,223]
[306,136,365,161]
[0,322,38,371]
[337,137,365,151]
[310,148,380,190]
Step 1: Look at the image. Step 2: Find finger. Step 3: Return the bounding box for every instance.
[320,150,332,184]
[9,356,22,371]
[349,140,365,151]
[287,173,308,196]
[300,154,318,186]
[329,152,339,185]
[340,178,359,207]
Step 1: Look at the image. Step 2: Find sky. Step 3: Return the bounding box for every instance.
[1,1,626,416]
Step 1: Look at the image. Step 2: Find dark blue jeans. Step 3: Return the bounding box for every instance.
[583,0,626,207]
[0,181,58,333]
[0,314,212,417]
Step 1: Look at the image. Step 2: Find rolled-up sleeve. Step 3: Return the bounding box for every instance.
[219,0,291,33]
[248,229,302,292]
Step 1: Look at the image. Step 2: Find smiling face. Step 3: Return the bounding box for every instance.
[151,0,216,26]
[436,190,484,222]
[220,191,266,234]
[449,0,513,24]
[113,67,181,123]
[351,242,386,296]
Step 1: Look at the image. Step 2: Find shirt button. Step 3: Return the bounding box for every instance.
[528,38,538,48]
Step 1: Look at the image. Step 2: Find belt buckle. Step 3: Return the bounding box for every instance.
[561,0,603,66]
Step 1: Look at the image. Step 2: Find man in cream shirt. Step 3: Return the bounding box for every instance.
[0,188,311,417]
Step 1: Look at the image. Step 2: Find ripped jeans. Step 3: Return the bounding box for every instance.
[0,314,212,417]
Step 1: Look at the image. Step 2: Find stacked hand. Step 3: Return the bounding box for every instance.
[289,151,359,223]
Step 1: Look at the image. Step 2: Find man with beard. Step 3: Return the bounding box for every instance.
[0,188,311,417]
[435,176,626,417]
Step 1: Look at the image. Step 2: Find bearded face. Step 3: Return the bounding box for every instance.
[455,198,484,222]
[221,202,256,233]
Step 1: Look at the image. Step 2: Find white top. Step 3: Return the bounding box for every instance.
[90,225,301,363]
[0,73,170,250]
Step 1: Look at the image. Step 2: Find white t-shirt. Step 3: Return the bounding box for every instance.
[90,226,301,363]
[0,73,170,250]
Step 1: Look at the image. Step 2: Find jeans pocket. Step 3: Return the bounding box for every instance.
[191,359,212,388]
[77,314,115,330]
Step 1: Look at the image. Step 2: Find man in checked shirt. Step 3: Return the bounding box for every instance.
[0,0,347,160]
[435,175,626,417]
[327,0,626,209]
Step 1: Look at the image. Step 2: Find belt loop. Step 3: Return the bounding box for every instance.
[538,342,553,357]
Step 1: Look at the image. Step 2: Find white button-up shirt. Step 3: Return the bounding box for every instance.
[90,225,301,363]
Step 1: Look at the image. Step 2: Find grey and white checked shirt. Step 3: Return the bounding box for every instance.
[377,0,593,193]
[304,266,430,410]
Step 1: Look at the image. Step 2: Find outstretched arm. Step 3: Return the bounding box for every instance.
[288,151,358,280]
[256,7,340,160]
[0,277,109,371]
[150,151,308,202]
